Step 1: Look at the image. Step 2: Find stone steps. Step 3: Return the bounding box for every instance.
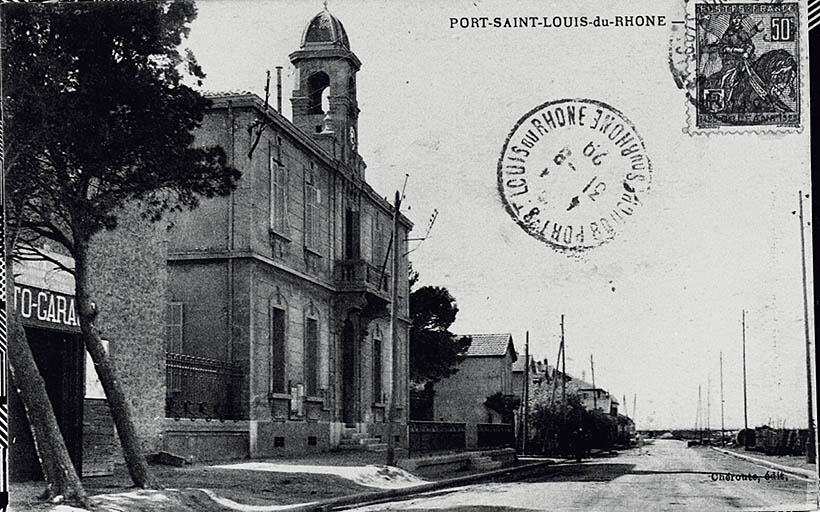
[338,426,384,452]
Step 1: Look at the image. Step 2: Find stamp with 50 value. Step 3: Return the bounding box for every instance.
[670,0,802,134]
[497,99,652,253]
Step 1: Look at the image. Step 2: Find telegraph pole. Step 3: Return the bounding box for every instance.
[561,315,566,424]
[590,354,597,410]
[523,332,529,455]
[742,309,749,449]
[386,191,401,465]
[798,191,816,463]
[707,375,711,436]
[720,351,726,447]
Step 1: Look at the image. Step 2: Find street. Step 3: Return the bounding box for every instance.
[348,440,816,512]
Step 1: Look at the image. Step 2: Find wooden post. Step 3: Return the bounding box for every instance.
[561,315,566,425]
[742,309,749,449]
[523,332,529,455]
[386,191,401,465]
[720,352,726,447]
[798,191,816,463]
[590,354,597,411]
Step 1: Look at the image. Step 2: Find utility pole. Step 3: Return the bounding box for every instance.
[798,191,816,463]
[720,351,726,447]
[523,332,530,455]
[742,309,749,450]
[590,354,597,411]
[707,375,711,437]
[561,315,566,425]
[386,191,401,465]
[696,384,702,443]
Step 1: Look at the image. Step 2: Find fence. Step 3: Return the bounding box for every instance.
[753,427,811,456]
[165,352,243,421]
[477,423,515,449]
[408,421,466,455]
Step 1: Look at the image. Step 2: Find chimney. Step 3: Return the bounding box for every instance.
[276,66,283,113]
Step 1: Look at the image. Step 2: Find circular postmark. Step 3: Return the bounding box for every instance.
[497,99,652,252]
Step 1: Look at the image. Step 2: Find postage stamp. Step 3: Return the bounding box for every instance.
[497,99,652,253]
[695,2,800,129]
[688,1,801,132]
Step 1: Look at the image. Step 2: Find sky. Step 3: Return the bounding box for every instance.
[184,0,814,430]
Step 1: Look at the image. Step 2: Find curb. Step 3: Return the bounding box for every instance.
[710,447,815,480]
[200,459,557,512]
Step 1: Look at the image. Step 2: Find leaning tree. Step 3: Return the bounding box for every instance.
[4,1,240,488]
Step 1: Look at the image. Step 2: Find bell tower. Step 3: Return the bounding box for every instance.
[290,8,362,170]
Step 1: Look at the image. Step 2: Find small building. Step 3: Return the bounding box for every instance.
[565,374,619,416]
[433,333,517,449]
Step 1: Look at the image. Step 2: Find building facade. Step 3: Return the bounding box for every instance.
[162,9,412,459]
[433,334,517,448]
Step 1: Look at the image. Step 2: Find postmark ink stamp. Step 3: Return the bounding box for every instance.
[497,99,651,253]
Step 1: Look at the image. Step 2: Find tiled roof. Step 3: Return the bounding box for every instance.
[460,333,516,359]
[202,89,255,98]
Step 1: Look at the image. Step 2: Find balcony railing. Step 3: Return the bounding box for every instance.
[335,259,390,299]
[165,352,243,421]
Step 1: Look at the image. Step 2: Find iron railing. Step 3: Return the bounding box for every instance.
[165,352,243,421]
[409,421,466,455]
[477,423,515,448]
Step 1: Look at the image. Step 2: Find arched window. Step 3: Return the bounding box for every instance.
[307,72,330,114]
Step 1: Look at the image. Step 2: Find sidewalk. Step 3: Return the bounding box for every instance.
[12,449,545,512]
[710,446,816,479]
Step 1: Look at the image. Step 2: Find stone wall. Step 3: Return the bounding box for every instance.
[88,205,167,453]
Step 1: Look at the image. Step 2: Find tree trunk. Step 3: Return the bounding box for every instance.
[7,270,89,506]
[73,242,157,489]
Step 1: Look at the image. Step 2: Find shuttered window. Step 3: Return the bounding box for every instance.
[305,318,319,396]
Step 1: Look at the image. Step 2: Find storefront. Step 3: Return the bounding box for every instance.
[9,258,118,481]
[9,282,85,481]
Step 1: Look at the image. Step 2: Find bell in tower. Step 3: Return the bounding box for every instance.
[290,8,362,170]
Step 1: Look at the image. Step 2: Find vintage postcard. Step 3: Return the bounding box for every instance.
[1,0,816,510]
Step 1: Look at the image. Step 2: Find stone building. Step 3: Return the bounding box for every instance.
[162,8,412,460]
[433,333,517,448]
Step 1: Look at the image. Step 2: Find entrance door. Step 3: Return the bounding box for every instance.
[341,320,356,425]
[10,327,84,481]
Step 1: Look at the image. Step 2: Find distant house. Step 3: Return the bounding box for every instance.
[432,333,517,448]
[568,376,619,416]
[545,366,619,416]
[512,355,548,403]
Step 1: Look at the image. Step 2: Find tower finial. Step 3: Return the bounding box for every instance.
[323,0,328,9]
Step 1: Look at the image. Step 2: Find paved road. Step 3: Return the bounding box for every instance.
[348,440,816,512]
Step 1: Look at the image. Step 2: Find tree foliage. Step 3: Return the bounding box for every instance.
[529,392,619,454]
[4,1,240,253]
[3,1,240,489]
[409,284,471,384]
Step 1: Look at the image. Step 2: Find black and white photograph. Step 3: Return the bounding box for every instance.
[0,1,817,511]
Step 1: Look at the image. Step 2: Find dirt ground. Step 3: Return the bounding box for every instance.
[10,457,376,511]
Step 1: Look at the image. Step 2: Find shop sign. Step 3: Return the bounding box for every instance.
[13,284,80,332]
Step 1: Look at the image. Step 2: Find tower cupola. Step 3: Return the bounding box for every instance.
[290,8,361,169]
